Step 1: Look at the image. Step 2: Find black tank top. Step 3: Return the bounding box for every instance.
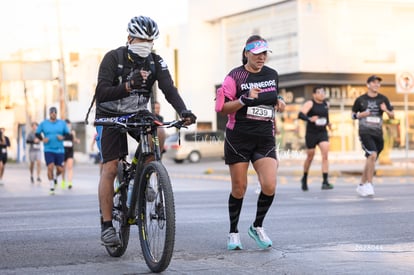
[306,100,329,134]
[63,133,74,149]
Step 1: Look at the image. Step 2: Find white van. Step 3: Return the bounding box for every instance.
[163,130,225,163]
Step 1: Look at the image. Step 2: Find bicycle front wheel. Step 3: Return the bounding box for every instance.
[137,161,175,273]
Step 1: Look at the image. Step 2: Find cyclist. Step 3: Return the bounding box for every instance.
[94,16,196,246]
[215,35,285,250]
[298,86,334,191]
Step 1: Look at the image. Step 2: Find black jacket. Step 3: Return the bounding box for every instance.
[95,47,187,118]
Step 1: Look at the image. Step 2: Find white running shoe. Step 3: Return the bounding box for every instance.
[365,182,375,196]
[227,232,243,250]
[248,225,272,249]
[356,184,368,197]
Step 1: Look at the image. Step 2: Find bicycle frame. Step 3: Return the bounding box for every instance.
[126,121,161,221]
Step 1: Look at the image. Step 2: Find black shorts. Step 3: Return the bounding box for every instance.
[224,129,276,165]
[96,126,133,163]
[305,131,329,149]
[64,148,74,161]
[0,153,7,164]
[359,133,384,158]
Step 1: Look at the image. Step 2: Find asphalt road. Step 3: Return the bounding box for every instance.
[0,160,414,274]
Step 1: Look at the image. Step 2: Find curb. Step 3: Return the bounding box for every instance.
[202,168,414,177]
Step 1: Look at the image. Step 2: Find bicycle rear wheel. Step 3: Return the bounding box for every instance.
[137,161,175,273]
[105,162,130,257]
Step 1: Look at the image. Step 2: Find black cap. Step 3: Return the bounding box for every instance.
[49,107,57,113]
[367,75,382,83]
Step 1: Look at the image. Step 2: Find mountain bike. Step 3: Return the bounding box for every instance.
[94,109,186,273]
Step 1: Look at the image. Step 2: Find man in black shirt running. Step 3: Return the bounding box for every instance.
[352,75,394,197]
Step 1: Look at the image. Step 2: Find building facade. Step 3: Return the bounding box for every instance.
[1,0,413,161]
[181,0,414,153]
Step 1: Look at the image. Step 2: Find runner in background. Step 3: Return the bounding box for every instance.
[36,107,70,195]
[0,127,11,185]
[26,122,43,184]
[352,75,394,197]
[61,119,80,189]
[298,86,333,191]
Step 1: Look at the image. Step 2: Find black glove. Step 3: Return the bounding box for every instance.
[181,110,197,124]
[128,69,146,89]
[239,92,257,106]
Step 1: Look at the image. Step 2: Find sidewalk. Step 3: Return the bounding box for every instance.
[3,149,414,180]
[208,149,414,177]
[0,162,101,197]
[277,157,414,177]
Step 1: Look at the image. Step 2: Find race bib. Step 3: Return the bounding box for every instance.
[315,117,327,126]
[63,140,73,147]
[246,105,274,121]
[1,148,6,153]
[366,116,380,124]
[33,144,41,149]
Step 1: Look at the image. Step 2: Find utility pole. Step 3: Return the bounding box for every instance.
[55,0,67,119]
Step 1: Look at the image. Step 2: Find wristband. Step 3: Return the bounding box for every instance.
[239,93,257,106]
[352,112,359,119]
[277,95,284,101]
[238,97,246,106]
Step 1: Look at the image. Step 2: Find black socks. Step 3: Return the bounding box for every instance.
[228,193,243,233]
[102,221,113,231]
[323,173,328,183]
[253,192,275,228]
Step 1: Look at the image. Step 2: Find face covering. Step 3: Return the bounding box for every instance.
[128,42,153,58]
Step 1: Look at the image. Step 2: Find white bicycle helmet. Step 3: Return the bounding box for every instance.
[127,16,160,40]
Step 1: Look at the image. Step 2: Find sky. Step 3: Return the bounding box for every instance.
[0,0,188,59]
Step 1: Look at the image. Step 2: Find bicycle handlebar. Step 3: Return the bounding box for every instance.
[94,112,187,130]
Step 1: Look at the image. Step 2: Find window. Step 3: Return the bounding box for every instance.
[67,83,78,101]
